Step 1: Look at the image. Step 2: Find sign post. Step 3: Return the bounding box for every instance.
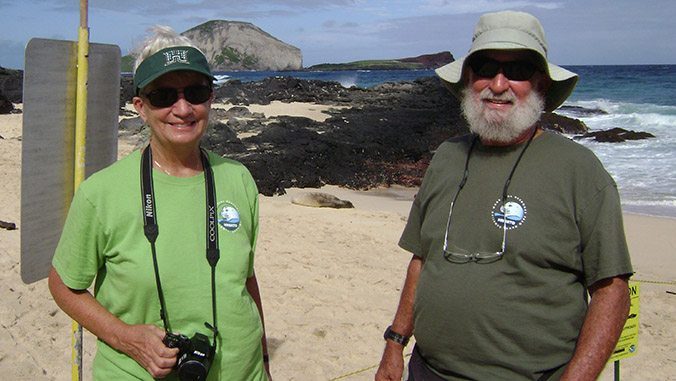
[72,2,90,378]
[21,1,120,379]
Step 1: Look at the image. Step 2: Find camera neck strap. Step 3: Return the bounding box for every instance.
[141,145,220,347]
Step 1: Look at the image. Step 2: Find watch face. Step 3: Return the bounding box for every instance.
[385,327,409,345]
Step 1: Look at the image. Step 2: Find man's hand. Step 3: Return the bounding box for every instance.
[116,324,179,378]
[376,255,421,380]
[560,276,630,380]
[375,341,405,380]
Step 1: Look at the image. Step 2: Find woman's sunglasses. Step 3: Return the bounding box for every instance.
[141,85,212,108]
[468,57,540,81]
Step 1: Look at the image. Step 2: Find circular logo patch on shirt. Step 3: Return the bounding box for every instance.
[218,201,240,232]
[492,195,527,230]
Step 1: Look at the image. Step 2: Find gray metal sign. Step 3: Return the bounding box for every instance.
[21,38,121,284]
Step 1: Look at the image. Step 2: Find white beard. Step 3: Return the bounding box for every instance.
[461,87,545,144]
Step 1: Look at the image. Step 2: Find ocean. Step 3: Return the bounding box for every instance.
[214,65,676,218]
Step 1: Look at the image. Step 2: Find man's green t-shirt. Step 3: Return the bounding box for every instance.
[399,131,633,380]
[53,149,267,380]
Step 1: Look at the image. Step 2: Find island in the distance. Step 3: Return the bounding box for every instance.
[306,51,454,71]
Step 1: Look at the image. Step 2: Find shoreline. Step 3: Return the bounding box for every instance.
[621,207,676,220]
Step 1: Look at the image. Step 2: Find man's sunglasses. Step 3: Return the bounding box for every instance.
[141,85,212,108]
[468,57,540,81]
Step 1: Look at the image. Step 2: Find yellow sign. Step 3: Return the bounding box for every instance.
[609,282,639,362]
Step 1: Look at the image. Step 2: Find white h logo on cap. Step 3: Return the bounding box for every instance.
[163,50,189,66]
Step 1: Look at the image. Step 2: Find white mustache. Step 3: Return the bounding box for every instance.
[479,88,517,103]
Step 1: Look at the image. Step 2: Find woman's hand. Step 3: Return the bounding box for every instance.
[116,324,179,378]
[49,267,179,378]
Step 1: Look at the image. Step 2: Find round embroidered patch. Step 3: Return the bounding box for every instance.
[491,195,527,230]
[218,201,240,232]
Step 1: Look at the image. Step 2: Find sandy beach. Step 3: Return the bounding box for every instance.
[1,103,674,380]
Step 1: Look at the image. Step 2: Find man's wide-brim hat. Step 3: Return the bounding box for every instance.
[435,10,578,112]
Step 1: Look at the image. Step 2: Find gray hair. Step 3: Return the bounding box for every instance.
[133,25,200,73]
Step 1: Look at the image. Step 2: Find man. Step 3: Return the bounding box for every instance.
[376,10,633,381]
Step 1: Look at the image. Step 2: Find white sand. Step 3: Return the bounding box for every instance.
[212,100,347,122]
[1,103,674,380]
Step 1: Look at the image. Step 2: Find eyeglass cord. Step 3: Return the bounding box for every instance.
[460,127,537,205]
[446,127,538,257]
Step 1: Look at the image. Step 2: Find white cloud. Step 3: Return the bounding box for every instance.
[417,0,564,14]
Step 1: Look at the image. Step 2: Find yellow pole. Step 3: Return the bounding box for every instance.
[72,1,89,380]
[75,2,89,186]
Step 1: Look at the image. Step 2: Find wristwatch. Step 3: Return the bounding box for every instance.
[384,325,410,346]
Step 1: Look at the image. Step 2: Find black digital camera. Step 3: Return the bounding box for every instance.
[163,332,215,381]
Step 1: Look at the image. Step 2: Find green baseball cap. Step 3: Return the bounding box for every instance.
[435,10,578,112]
[133,46,215,93]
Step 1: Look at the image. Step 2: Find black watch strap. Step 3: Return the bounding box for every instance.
[384,325,410,346]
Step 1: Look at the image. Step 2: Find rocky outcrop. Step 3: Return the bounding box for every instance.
[209,77,464,194]
[0,219,17,230]
[558,105,608,117]
[538,112,588,134]
[574,128,655,142]
[119,75,627,196]
[0,66,23,106]
[207,77,601,195]
[0,93,12,114]
[182,20,302,71]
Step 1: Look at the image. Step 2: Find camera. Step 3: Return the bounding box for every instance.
[163,332,215,381]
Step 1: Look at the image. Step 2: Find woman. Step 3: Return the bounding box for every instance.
[48,26,271,380]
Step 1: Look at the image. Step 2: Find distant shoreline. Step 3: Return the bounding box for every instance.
[7,62,676,74]
[120,67,440,77]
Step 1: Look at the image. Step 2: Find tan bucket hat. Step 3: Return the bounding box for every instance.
[435,10,578,112]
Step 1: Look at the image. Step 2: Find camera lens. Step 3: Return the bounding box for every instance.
[175,332,213,381]
[177,360,208,381]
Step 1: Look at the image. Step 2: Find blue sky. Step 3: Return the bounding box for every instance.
[1,0,674,70]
